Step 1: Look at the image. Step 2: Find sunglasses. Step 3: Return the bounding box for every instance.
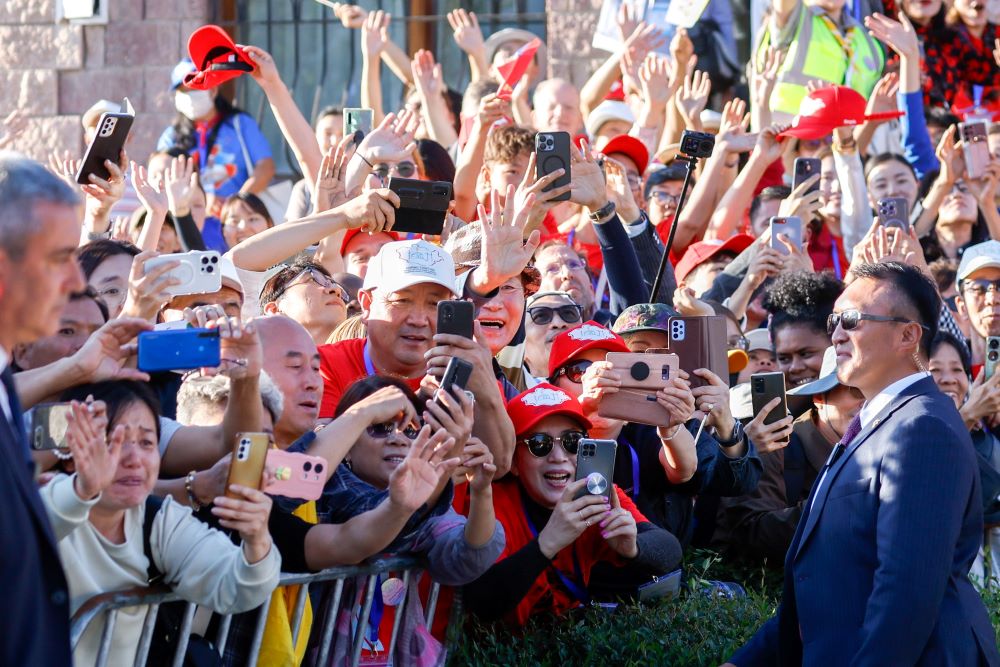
[551,359,593,384]
[527,304,584,325]
[373,161,417,181]
[520,430,586,457]
[826,309,929,336]
[366,421,421,439]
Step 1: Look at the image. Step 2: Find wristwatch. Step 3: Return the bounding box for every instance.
[87,230,112,241]
[589,200,616,223]
[715,419,744,447]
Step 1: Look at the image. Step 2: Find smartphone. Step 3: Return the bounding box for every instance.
[769,216,804,256]
[987,336,1000,381]
[438,356,473,400]
[387,177,452,235]
[792,157,821,195]
[667,316,729,388]
[263,449,327,501]
[750,372,788,439]
[28,403,72,451]
[76,98,135,184]
[598,352,680,427]
[877,197,910,232]
[343,108,373,139]
[574,438,617,500]
[225,432,270,498]
[144,250,222,297]
[535,131,572,202]
[437,299,474,338]
[961,121,990,181]
[137,328,221,373]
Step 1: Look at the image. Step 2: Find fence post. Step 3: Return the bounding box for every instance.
[350,574,379,667]
[316,578,345,667]
[134,603,160,666]
[94,608,118,667]
[169,602,197,667]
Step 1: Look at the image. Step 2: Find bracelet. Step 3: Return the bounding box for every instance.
[354,151,374,169]
[185,471,201,511]
[660,423,683,441]
[832,141,857,155]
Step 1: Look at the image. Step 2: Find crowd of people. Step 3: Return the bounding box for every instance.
[4,0,1000,664]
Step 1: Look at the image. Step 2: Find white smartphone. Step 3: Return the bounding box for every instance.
[145,250,222,297]
[769,216,804,256]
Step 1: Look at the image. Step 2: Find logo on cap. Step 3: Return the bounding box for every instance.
[522,387,571,407]
[799,96,827,117]
[398,244,444,277]
[568,324,616,342]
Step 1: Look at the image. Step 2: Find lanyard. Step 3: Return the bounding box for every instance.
[620,436,640,497]
[362,341,377,377]
[366,574,384,645]
[520,488,590,605]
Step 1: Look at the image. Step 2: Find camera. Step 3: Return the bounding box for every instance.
[989,338,999,351]
[236,437,251,461]
[670,319,686,341]
[538,133,556,152]
[99,116,118,138]
[200,254,218,273]
[680,130,715,158]
[627,360,672,382]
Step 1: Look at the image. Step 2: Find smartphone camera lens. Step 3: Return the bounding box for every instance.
[314,463,324,474]
[990,339,999,351]
[206,265,214,273]
[303,461,312,472]
[990,351,999,362]
[201,256,209,264]
[210,256,218,263]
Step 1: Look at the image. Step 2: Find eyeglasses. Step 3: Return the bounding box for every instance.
[649,191,680,206]
[373,161,417,181]
[962,278,1000,297]
[520,430,586,457]
[366,421,421,439]
[273,268,348,303]
[826,309,929,335]
[551,359,593,384]
[728,335,750,351]
[541,258,588,275]
[527,304,583,325]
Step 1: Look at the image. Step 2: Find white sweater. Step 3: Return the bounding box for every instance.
[41,474,280,667]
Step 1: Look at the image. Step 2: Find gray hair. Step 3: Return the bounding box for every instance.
[0,152,81,261]
[176,370,284,426]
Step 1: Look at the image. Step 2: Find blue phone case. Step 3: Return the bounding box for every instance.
[137,328,221,373]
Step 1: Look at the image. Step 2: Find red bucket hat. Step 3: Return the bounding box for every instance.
[183,25,255,90]
[777,85,904,140]
[548,321,630,379]
[507,382,592,436]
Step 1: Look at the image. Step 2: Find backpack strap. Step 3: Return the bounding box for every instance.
[782,433,808,506]
[142,495,165,585]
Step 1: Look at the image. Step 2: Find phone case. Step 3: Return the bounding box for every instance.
[667,316,729,389]
[144,251,222,297]
[263,449,327,501]
[598,352,680,427]
[750,372,788,427]
[961,121,990,181]
[137,328,221,372]
[987,337,1000,380]
[226,433,270,498]
[439,356,473,396]
[769,217,804,256]
[76,99,135,184]
[637,569,682,602]
[877,197,910,231]
[437,300,475,338]
[793,158,821,195]
[344,108,373,138]
[574,438,617,500]
[387,178,452,235]
[29,403,72,450]
[535,132,572,201]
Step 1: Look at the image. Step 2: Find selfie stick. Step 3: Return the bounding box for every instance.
[649,154,699,303]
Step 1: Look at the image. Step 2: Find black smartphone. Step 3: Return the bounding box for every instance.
[793,157,821,195]
[574,438,618,500]
[28,403,72,451]
[437,299,474,338]
[438,356,473,401]
[137,328,221,373]
[750,372,788,440]
[387,177,452,235]
[877,197,910,232]
[987,337,1000,381]
[535,131,572,201]
[76,98,135,184]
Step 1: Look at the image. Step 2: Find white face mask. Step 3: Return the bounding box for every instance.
[175,90,215,120]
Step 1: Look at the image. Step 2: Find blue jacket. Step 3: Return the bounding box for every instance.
[731,376,1000,666]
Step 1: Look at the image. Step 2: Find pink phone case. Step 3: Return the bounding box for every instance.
[263,450,327,501]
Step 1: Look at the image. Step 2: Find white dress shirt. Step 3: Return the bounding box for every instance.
[859,371,929,430]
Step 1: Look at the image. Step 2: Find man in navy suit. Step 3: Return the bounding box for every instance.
[726,262,1000,666]
[0,153,88,665]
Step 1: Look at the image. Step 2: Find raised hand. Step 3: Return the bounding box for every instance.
[240,44,282,90]
[357,110,419,164]
[639,53,673,107]
[0,110,28,150]
[616,2,640,41]
[475,185,542,292]
[164,154,198,217]
[211,484,274,563]
[331,2,367,29]
[120,250,181,321]
[82,149,128,220]
[460,437,496,493]
[68,318,153,384]
[476,93,510,130]
[656,375,696,429]
[411,48,444,98]
[353,385,420,433]
[676,67,711,130]
[673,285,715,316]
[749,46,784,112]
[388,426,460,512]
[754,123,792,164]
[716,98,756,154]
[867,72,900,117]
[447,9,485,57]
[778,173,822,220]
[864,12,920,60]
[935,125,965,185]
[599,489,638,558]
[313,135,356,214]
[362,9,390,58]
[131,161,168,217]
[66,399,123,500]
[604,157,641,224]
[569,138,608,211]
[745,397,792,454]
[513,151,571,230]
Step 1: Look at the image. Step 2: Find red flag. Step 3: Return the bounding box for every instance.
[495,37,541,101]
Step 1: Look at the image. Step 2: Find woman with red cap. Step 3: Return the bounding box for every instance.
[461,383,681,625]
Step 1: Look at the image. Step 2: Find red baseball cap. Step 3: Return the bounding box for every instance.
[605,80,626,102]
[548,321,630,378]
[183,25,254,90]
[601,134,649,175]
[777,85,904,140]
[339,228,400,257]
[675,234,755,285]
[507,382,592,435]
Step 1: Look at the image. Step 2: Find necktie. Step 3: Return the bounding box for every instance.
[829,414,862,467]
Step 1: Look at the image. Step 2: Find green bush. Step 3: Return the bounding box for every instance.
[451,550,1000,666]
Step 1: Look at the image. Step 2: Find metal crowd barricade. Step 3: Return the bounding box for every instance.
[70,556,463,667]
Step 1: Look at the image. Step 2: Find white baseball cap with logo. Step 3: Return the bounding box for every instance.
[957,240,1000,286]
[362,239,459,296]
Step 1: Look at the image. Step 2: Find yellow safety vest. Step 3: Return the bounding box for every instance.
[757,5,885,123]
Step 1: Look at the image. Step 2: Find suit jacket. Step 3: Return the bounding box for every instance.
[731,376,1000,666]
[0,368,73,666]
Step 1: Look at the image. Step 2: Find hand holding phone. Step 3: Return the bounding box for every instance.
[961,121,990,181]
[137,328,221,372]
[769,216,804,256]
[437,300,474,338]
[76,99,135,185]
[386,178,452,235]
[144,250,222,297]
[263,450,327,501]
[574,438,618,500]
[877,197,910,232]
[28,403,73,450]
[535,132,572,201]
[793,158,821,195]
[225,433,269,498]
[748,372,792,450]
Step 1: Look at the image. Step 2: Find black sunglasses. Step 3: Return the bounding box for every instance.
[551,359,593,384]
[826,309,929,336]
[527,304,583,325]
[366,421,421,440]
[373,161,417,180]
[520,430,586,457]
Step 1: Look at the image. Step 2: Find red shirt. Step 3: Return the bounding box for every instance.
[807,223,849,280]
[317,338,422,418]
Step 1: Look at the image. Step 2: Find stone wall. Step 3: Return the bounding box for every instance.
[1,0,209,163]
[545,0,606,88]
